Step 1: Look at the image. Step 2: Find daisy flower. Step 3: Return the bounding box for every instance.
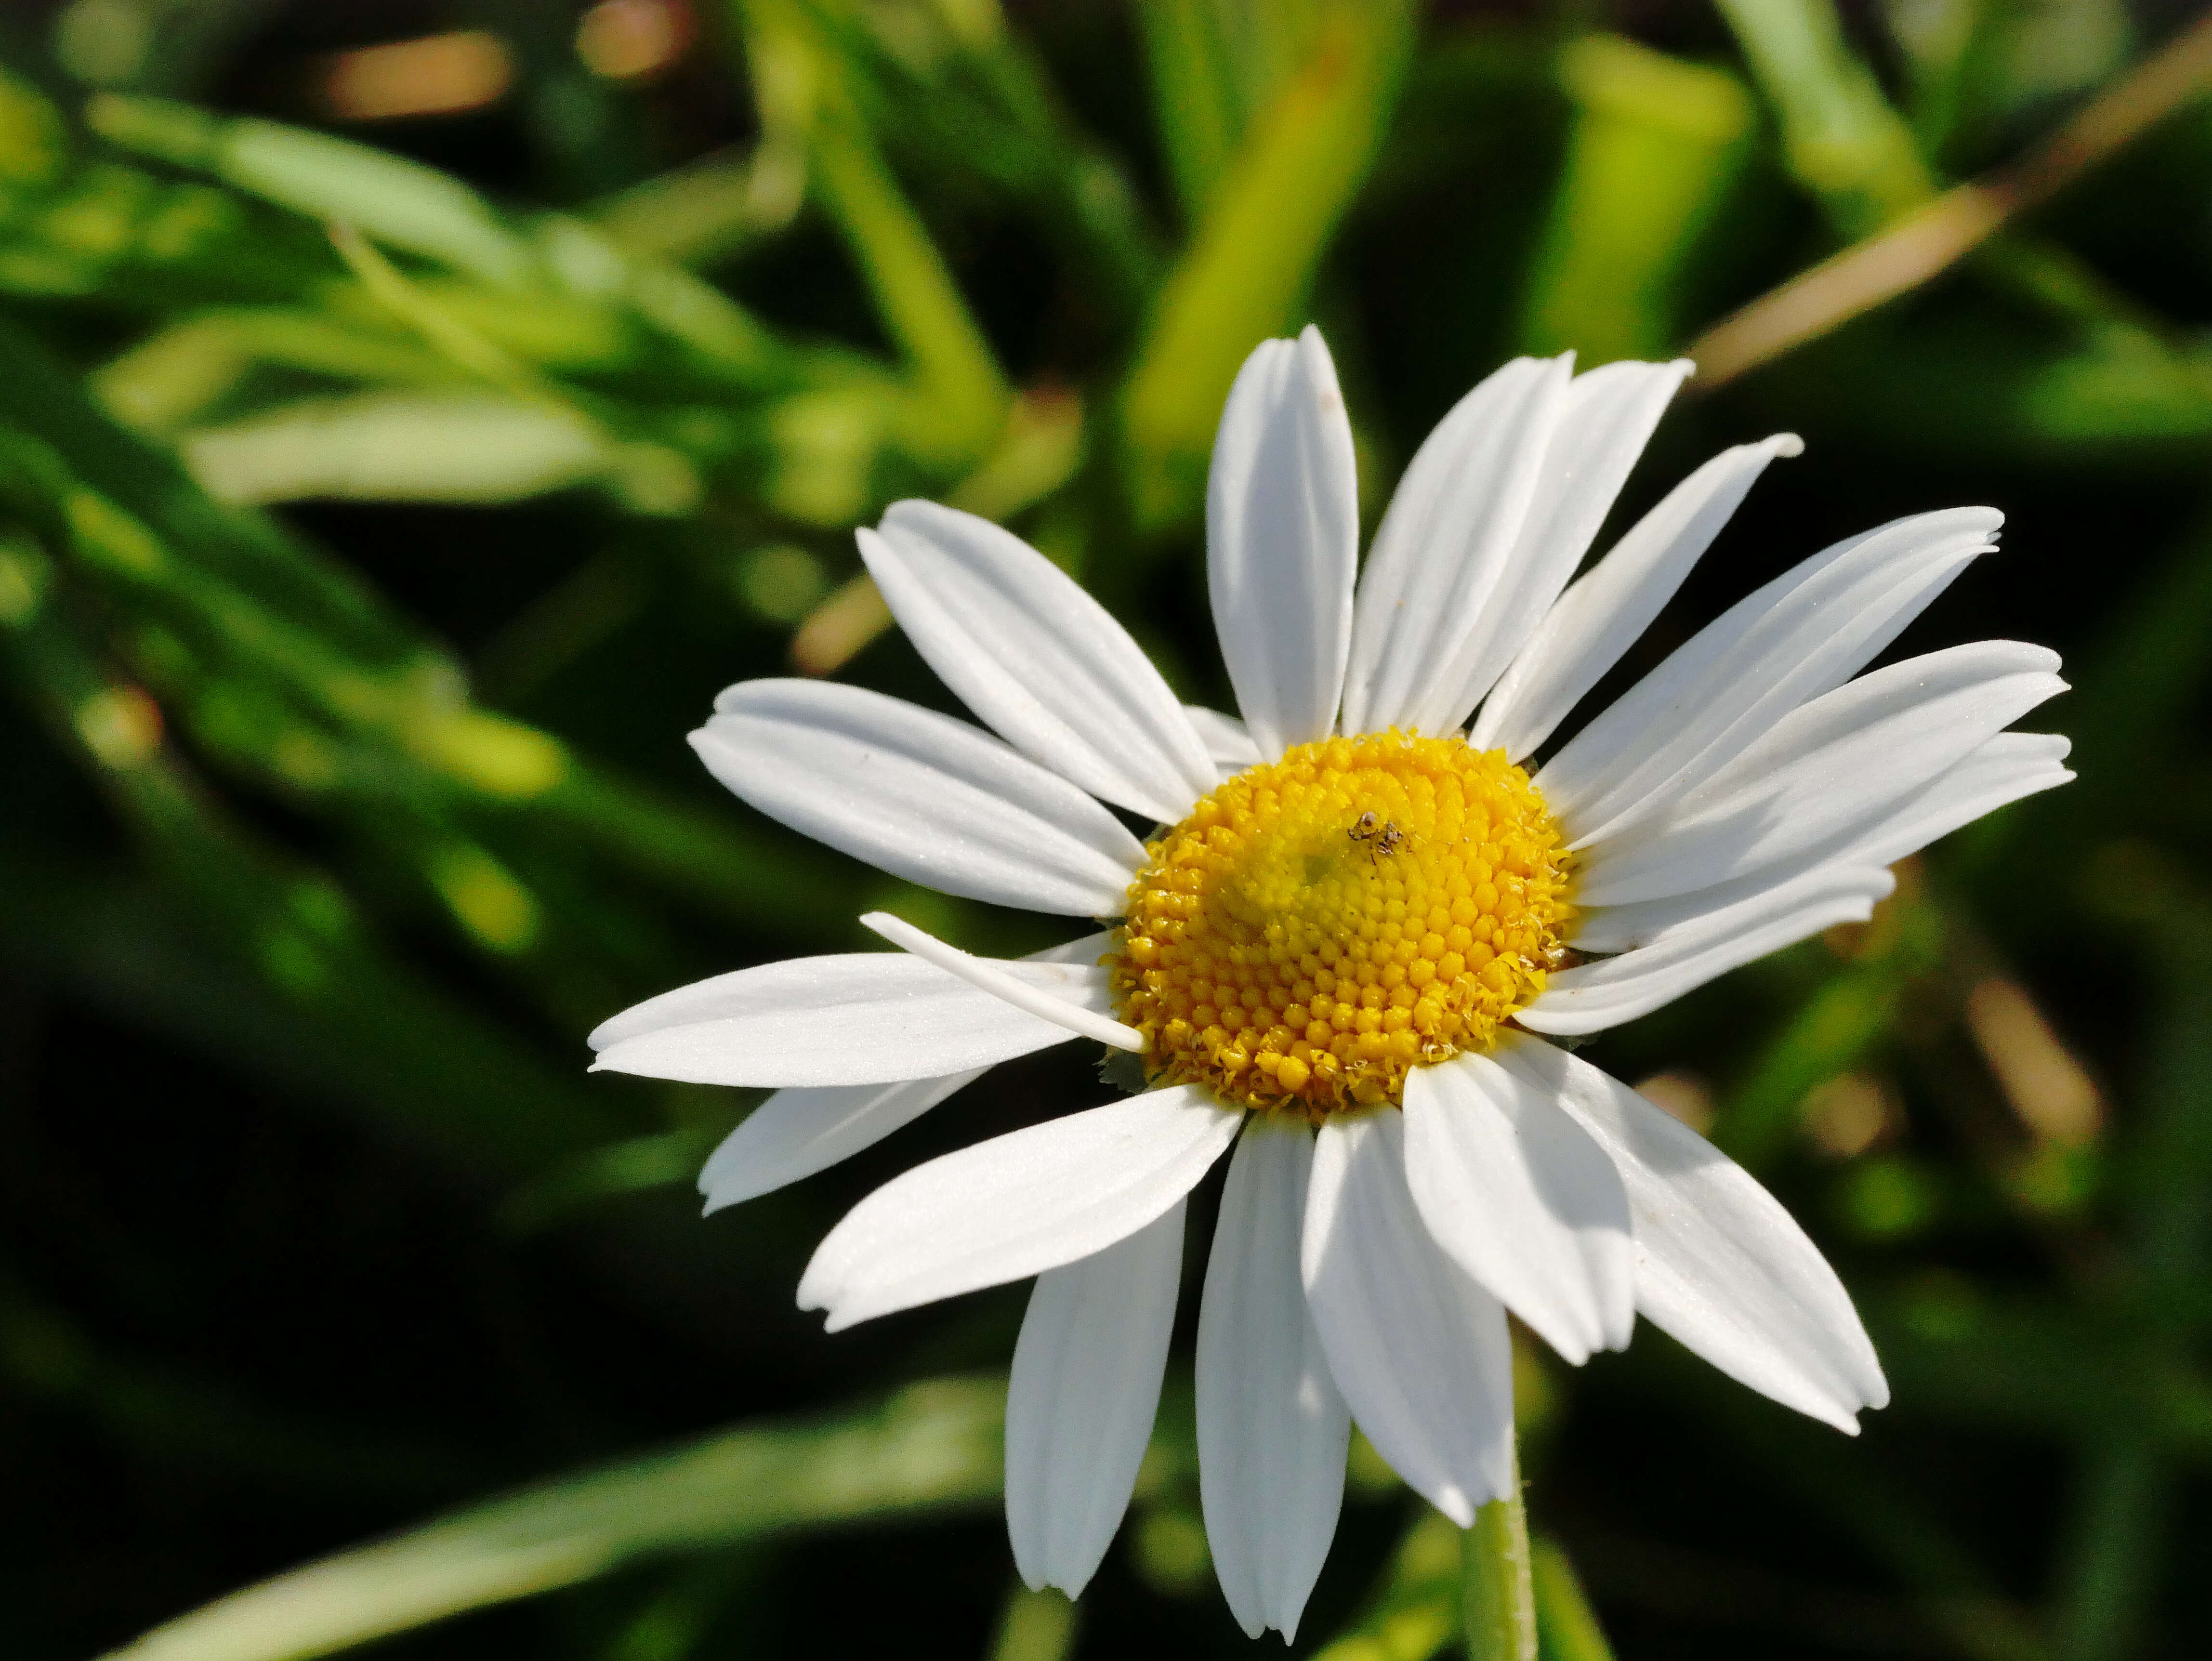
[590,329,2071,1640]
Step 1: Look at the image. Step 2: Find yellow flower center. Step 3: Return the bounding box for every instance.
[1110,731,1574,1117]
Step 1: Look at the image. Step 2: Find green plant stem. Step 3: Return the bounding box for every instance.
[1462,1437,1537,1661]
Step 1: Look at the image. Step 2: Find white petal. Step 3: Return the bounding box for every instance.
[694,679,1144,916]
[1571,733,2072,953]
[1521,864,1896,1037]
[862,501,1216,822]
[1184,704,1262,778]
[1024,929,1122,967]
[589,955,885,1050]
[798,1086,1241,1331]
[700,1072,985,1212]
[860,912,1144,1052]
[589,950,1109,1087]
[1207,327,1358,757]
[1539,508,2002,846]
[1496,1035,1887,1429]
[1429,359,1691,733]
[1473,435,1801,760]
[1840,729,2074,869]
[1303,1112,1514,1526]
[688,931,1115,1208]
[1006,1201,1184,1598]
[1402,1053,1634,1363]
[1573,642,2067,905]
[1342,356,1572,738]
[1197,1119,1350,1642]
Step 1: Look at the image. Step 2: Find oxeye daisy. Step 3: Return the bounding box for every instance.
[589,328,2071,1640]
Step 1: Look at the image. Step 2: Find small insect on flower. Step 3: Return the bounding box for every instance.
[1345,809,1405,865]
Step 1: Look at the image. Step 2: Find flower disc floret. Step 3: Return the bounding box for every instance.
[1111,731,1574,1116]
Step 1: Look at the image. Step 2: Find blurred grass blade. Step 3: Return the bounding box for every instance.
[0,311,853,940]
[325,218,553,397]
[499,1128,727,1234]
[321,219,699,514]
[1884,0,1997,158]
[1521,36,1752,362]
[791,568,894,676]
[182,393,615,506]
[1865,1286,2210,1448]
[592,143,804,267]
[811,112,1010,460]
[96,311,462,435]
[599,1555,766,1661]
[1712,885,1945,1168]
[1135,0,1348,225]
[0,313,422,666]
[1122,0,1414,528]
[735,0,1011,466]
[930,0,1164,317]
[0,603,617,1173]
[947,386,1087,524]
[789,386,1086,675]
[1311,1509,1462,1661]
[88,93,537,285]
[2049,863,2212,1658]
[1689,12,2212,385]
[78,93,790,392]
[987,1583,1080,1661]
[788,0,1161,330]
[102,1377,1009,1661]
[1133,0,1248,224]
[1713,0,1935,235]
[0,61,66,187]
[2053,1434,2169,1661]
[1530,1537,1615,1661]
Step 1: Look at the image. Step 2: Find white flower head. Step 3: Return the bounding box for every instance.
[590,329,2072,1640]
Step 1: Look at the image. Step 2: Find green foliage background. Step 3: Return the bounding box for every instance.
[3,1,2210,1658]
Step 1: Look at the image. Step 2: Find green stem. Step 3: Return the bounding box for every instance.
[1462,1436,1538,1661]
